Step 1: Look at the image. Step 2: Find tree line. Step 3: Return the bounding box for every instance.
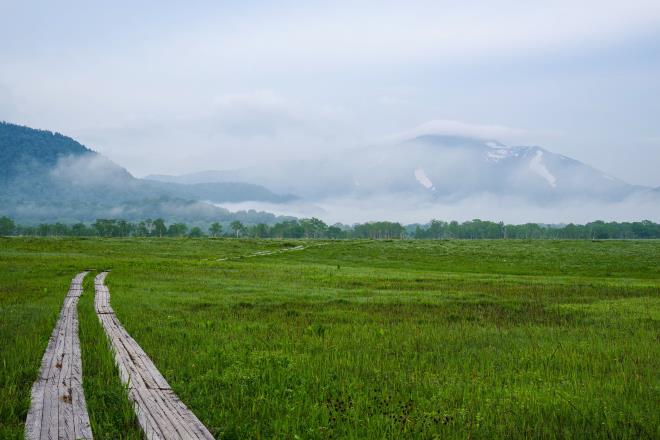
[1,216,659,239]
[411,219,660,239]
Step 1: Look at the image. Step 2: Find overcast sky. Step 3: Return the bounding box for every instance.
[2,0,660,186]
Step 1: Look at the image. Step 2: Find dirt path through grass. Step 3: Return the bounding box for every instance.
[216,241,328,261]
[94,272,214,440]
[25,271,93,440]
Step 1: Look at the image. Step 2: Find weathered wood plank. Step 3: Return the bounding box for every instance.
[94,272,215,440]
[25,272,93,440]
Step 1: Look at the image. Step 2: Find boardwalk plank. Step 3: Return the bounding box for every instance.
[94,272,215,440]
[25,272,93,440]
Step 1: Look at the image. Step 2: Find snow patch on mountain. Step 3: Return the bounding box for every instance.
[485,141,518,162]
[414,168,435,190]
[529,150,557,188]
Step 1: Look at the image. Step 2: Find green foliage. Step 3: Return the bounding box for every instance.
[0,121,93,186]
[412,218,660,239]
[0,216,15,235]
[153,218,167,237]
[78,275,142,439]
[188,226,204,237]
[354,221,405,239]
[167,222,188,237]
[209,222,222,237]
[4,215,660,240]
[230,220,245,237]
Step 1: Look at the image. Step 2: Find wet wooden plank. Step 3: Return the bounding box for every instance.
[25,272,93,440]
[94,272,214,440]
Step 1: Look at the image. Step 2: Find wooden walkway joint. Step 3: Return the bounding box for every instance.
[94,272,214,440]
[25,271,93,440]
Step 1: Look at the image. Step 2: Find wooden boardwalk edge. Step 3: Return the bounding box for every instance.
[25,271,93,440]
[94,271,215,440]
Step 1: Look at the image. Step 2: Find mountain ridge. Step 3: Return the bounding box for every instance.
[0,121,294,223]
[148,134,651,203]
[2,122,657,223]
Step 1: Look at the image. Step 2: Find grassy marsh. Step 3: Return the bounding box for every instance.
[1,238,658,438]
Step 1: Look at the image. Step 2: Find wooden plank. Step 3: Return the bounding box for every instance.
[25,272,93,440]
[94,272,215,440]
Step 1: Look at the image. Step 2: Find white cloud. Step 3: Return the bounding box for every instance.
[211,90,346,138]
[50,154,131,187]
[163,0,660,73]
[393,119,530,144]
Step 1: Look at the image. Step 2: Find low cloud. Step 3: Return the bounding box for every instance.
[215,192,660,225]
[50,153,133,188]
[393,119,531,144]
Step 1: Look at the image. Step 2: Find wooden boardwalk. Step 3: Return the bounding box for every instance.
[25,272,93,440]
[94,272,214,440]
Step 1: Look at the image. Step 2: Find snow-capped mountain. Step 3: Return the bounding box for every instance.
[150,134,646,204]
[344,135,637,202]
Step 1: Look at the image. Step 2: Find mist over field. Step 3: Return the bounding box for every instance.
[214,194,660,225]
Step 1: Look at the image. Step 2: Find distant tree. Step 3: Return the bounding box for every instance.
[353,221,404,239]
[188,226,204,238]
[249,223,269,238]
[94,219,116,237]
[209,222,222,237]
[300,217,327,238]
[135,221,149,237]
[71,223,91,236]
[428,219,447,239]
[53,223,69,236]
[7,216,660,240]
[0,216,16,236]
[153,218,167,237]
[143,218,155,236]
[230,220,245,238]
[299,218,314,238]
[116,220,132,237]
[269,220,304,238]
[327,225,343,239]
[446,220,459,238]
[167,223,188,237]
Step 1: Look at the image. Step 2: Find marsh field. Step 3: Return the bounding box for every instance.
[1,238,659,439]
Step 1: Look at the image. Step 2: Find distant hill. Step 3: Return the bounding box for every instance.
[146,170,248,185]
[0,122,294,223]
[0,122,95,186]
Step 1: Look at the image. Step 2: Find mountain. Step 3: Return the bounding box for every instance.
[153,134,650,203]
[3,121,656,224]
[0,121,97,186]
[339,135,641,202]
[0,122,293,223]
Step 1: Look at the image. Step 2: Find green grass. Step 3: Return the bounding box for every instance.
[79,274,142,439]
[1,238,659,438]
